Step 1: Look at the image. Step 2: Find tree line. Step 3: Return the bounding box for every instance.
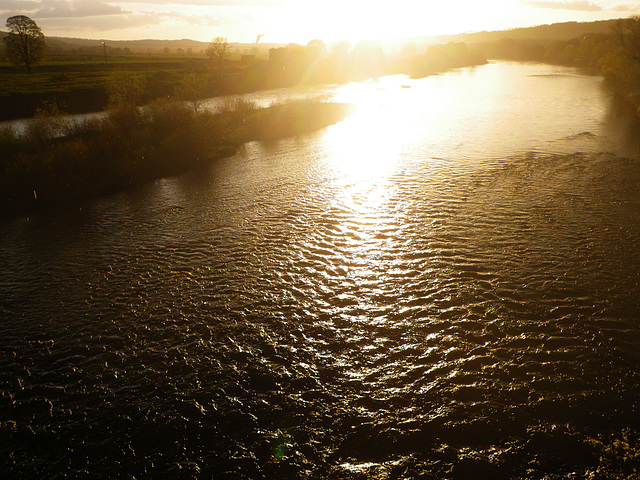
[476,16,640,115]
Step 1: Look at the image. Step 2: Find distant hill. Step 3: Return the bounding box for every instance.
[454,19,618,44]
[46,37,210,52]
[384,19,621,53]
[42,37,285,53]
[0,18,624,57]
[0,31,283,57]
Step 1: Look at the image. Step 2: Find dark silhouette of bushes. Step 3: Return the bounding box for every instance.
[249,99,351,139]
[0,99,350,218]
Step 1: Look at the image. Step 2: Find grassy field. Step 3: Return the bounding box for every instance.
[0,57,202,88]
[0,71,111,95]
[0,57,229,120]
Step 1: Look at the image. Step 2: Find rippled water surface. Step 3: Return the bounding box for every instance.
[2,62,640,479]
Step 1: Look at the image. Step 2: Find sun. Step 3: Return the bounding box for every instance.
[274,0,512,44]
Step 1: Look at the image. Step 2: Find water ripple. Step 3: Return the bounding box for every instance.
[3,64,640,479]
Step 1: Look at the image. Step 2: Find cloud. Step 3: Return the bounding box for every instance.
[148,10,229,27]
[34,0,129,18]
[0,0,40,19]
[117,0,288,5]
[37,7,257,37]
[0,0,41,10]
[524,0,603,10]
[611,4,640,12]
[41,12,163,32]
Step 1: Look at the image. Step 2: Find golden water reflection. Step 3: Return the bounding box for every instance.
[314,69,508,319]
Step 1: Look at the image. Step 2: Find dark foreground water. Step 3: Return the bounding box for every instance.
[2,62,640,479]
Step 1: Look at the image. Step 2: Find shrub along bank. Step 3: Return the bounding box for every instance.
[0,99,351,218]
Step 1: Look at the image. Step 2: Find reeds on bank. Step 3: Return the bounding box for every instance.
[0,98,350,218]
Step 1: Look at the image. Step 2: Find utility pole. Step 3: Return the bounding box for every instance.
[102,41,107,63]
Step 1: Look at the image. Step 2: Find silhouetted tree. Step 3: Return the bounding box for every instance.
[606,17,640,114]
[307,39,327,53]
[612,16,640,63]
[207,37,231,65]
[4,15,45,74]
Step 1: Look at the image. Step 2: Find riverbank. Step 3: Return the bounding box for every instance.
[0,41,486,122]
[0,99,351,218]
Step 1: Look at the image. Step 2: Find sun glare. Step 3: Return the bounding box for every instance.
[277,0,512,44]
[324,78,409,183]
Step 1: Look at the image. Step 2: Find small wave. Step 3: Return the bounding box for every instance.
[562,131,598,141]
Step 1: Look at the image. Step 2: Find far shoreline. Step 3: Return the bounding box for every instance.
[0,41,487,122]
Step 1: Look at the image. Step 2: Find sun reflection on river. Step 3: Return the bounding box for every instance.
[325,102,403,181]
[323,109,399,242]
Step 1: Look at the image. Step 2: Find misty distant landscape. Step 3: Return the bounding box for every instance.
[0,18,620,56]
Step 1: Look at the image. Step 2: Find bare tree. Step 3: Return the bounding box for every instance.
[207,37,231,66]
[4,15,45,74]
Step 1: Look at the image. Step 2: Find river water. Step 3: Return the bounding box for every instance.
[2,61,640,479]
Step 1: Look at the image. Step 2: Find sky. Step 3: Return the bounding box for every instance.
[1,0,639,44]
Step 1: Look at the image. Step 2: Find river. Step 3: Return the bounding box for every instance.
[2,61,640,479]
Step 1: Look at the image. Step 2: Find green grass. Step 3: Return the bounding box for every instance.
[0,57,244,119]
[0,57,215,95]
[0,72,112,95]
[0,57,223,120]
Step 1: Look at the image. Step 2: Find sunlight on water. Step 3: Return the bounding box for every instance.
[340,461,379,473]
[3,62,640,479]
[325,78,409,182]
[327,63,612,163]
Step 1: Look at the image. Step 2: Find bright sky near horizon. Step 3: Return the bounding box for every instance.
[1,0,639,44]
